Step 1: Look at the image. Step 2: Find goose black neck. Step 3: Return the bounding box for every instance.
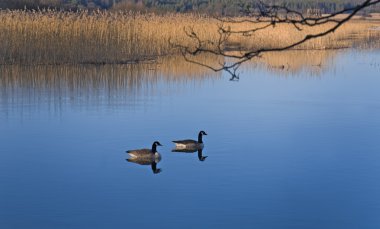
[198,133,203,143]
[151,143,157,153]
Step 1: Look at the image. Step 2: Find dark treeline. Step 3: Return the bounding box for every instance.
[1,0,379,14]
[117,0,380,14]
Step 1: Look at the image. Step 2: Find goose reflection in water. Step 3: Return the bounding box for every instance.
[126,157,162,174]
[172,148,208,162]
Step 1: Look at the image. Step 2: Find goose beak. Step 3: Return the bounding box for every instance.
[157,142,163,146]
[203,132,208,135]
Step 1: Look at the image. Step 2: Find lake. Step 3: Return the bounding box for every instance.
[1,49,380,228]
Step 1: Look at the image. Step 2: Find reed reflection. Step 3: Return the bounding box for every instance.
[245,35,380,76]
[0,55,220,117]
[246,50,338,76]
[2,46,380,118]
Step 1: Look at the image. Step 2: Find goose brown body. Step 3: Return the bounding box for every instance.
[172,131,207,149]
[126,141,162,159]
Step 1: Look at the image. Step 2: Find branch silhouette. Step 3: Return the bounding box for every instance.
[171,0,380,80]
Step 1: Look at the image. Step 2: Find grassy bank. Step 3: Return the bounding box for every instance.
[0,10,379,65]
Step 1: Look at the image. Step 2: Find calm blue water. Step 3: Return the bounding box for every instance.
[1,50,380,228]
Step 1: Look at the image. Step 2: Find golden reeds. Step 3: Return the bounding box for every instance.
[221,12,380,51]
[0,10,219,64]
[0,9,379,65]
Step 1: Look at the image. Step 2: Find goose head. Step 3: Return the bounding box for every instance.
[153,141,163,146]
[198,131,207,143]
[199,131,207,136]
[151,141,163,152]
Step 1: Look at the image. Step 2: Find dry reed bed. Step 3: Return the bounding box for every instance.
[226,17,380,50]
[0,10,219,65]
[0,9,379,65]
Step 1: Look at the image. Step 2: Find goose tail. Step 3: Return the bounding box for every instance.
[126,151,138,158]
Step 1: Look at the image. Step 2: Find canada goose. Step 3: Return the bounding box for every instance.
[126,157,162,174]
[126,141,162,159]
[172,131,207,149]
[172,148,208,162]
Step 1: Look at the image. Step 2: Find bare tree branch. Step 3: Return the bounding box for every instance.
[171,0,380,79]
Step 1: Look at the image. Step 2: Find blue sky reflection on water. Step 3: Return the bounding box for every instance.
[0,50,380,228]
